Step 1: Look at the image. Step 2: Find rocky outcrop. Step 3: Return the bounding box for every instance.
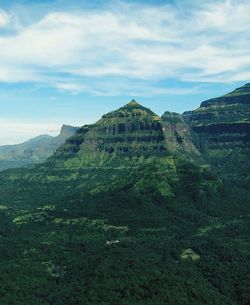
[161,111,201,160]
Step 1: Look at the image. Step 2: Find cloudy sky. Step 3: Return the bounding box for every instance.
[0,0,249,144]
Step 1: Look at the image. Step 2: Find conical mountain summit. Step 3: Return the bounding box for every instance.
[53,100,166,166]
[52,100,200,167]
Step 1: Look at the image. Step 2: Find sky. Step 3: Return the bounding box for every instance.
[0,0,249,144]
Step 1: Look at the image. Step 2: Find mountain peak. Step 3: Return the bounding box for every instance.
[59,124,78,138]
[102,100,160,120]
[127,99,140,107]
[54,100,166,161]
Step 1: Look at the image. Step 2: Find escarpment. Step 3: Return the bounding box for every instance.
[183,83,250,183]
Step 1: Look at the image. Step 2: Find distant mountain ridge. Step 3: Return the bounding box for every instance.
[0,124,78,171]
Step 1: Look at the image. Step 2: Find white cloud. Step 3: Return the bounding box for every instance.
[0,9,10,27]
[0,65,40,82]
[55,82,86,94]
[0,0,249,94]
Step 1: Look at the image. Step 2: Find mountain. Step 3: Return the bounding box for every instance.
[0,95,249,305]
[0,124,78,171]
[46,100,202,171]
[183,83,250,186]
[0,100,196,207]
[53,100,166,164]
[0,100,219,212]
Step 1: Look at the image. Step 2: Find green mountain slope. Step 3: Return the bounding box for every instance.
[51,100,166,167]
[0,101,196,208]
[0,101,207,210]
[46,100,202,170]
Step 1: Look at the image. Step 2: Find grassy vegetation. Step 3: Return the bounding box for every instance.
[0,156,249,305]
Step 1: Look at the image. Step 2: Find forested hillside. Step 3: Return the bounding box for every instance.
[0,91,249,305]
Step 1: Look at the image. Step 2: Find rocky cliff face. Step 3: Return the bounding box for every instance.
[83,100,166,155]
[56,125,79,142]
[161,111,201,160]
[183,83,250,183]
